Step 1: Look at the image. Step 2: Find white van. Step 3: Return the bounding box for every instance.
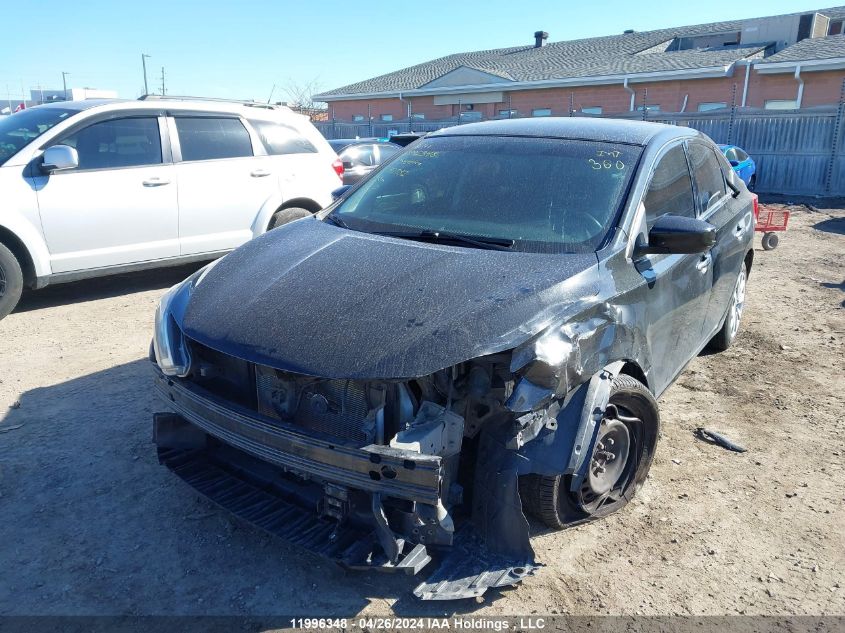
[0,96,343,318]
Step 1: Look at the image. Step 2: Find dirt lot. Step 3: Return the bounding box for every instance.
[1,203,843,617]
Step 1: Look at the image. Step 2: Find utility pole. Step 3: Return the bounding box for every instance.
[141,54,151,96]
[160,67,166,96]
[61,71,70,100]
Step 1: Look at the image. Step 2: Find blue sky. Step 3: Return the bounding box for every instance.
[0,0,828,103]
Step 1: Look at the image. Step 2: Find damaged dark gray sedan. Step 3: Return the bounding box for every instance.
[150,118,755,600]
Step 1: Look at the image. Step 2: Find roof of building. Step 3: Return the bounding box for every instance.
[758,33,845,63]
[316,6,845,99]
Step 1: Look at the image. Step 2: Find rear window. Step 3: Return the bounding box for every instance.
[250,120,317,155]
[175,117,253,161]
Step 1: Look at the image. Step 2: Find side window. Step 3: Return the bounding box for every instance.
[59,117,162,170]
[643,144,695,227]
[250,120,317,155]
[342,144,376,168]
[377,143,399,164]
[175,117,253,161]
[723,147,738,162]
[688,143,726,213]
[734,148,748,162]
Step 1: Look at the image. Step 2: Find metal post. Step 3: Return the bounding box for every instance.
[825,79,845,194]
[641,89,648,121]
[569,92,574,117]
[160,67,166,96]
[142,54,150,96]
[61,72,69,100]
[367,103,372,137]
[727,83,737,145]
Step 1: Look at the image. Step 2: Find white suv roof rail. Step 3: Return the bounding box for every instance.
[138,94,286,110]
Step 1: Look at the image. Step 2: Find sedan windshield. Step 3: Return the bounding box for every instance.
[329,135,643,254]
[0,107,78,166]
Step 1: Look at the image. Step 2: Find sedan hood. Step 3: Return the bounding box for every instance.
[182,219,599,379]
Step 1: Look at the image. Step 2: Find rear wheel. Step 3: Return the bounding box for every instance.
[708,261,747,352]
[519,374,659,529]
[0,243,24,320]
[268,207,313,231]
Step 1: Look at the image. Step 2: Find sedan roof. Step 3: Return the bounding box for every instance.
[430,117,694,146]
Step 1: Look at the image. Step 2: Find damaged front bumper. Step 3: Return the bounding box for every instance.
[153,372,537,600]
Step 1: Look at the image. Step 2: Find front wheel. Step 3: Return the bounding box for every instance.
[268,207,313,231]
[519,374,660,529]
[0,243,24,320]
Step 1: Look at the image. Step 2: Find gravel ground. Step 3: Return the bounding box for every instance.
[1,203,843,617]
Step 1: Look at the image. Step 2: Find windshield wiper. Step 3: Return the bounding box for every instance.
[323,212,350,229]
[376,229,515,251]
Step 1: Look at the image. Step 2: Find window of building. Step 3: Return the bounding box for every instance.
[58,117,162,170]
[498,109,518,117]
[411,113,425,120]
[687,142,726,213]
[352,115,365,122]
[380,114,393,122]
[829,20,843,35]
[764,99,799,110]
[459,111,482,121]
[175,117,253,161]
[581,106,602,115]
[250,120,317,155]
[636,104,661,112]
[643,143,695,228]
[532,108,552,117]
[697,102,727,112]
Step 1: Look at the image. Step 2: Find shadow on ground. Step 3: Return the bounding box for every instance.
[12,262,209,314]
[0,360,516,616]
[813,217,845,236]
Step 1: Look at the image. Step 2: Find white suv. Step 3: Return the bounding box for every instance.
[0,97,343,318]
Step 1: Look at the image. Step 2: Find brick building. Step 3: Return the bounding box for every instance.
[315,7,845,122]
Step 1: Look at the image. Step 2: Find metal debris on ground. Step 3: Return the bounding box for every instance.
[694,427,747,453]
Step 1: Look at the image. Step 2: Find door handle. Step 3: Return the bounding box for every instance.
[142,177,171,187]
[250,169,272,177]
[696,253,712,273]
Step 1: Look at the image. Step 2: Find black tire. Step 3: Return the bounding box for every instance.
[0,243,24,320]
[761,232,778,251]
[268,207,313,230]
[519,374,659,529]
[708,261,748,352]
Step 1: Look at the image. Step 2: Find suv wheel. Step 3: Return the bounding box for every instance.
[268,207,313,230]
[0,243,24,320]
[519,374,659,529]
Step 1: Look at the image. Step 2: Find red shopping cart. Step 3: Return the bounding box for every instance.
[752,194,789,251]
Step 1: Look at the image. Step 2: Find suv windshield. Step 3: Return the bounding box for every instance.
[0,107,79,166]
[329,135,642,254]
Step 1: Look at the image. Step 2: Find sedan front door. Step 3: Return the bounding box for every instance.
[32,115,178,273]
[634,142,713,394]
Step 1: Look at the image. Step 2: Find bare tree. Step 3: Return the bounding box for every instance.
[278,78,327,119]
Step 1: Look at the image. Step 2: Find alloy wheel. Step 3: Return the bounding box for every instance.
[728,268,747,340]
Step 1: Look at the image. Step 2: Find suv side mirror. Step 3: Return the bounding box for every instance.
[41,145,79,172]
[331,185,352,201]
[635,214,716,256]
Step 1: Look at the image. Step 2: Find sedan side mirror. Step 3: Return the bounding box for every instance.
[41,145,79,172]
[635,214,716,256]
[331,185,352,201]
